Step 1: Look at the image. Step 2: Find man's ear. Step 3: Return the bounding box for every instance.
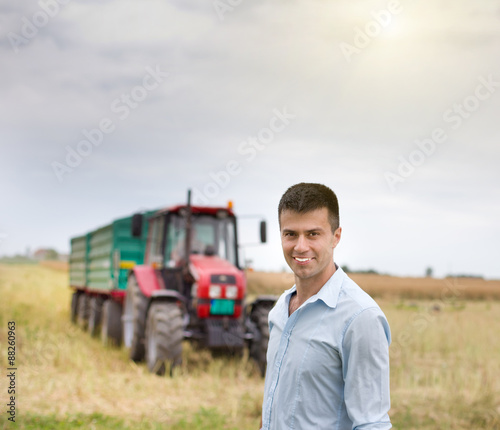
[332,227,342,248]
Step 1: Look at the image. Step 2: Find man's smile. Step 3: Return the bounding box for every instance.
[293,257,314,264]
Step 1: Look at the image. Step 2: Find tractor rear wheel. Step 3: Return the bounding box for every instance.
[249,303,272,377]
[76,293,90,330]
[145,302,183,376]
[101,299,122,347]
[88,296,104,337]
[123,275,148,362]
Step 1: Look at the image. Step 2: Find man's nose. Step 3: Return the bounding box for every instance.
[294,235,308,253]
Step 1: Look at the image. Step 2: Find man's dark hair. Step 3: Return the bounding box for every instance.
[278,183,340,232]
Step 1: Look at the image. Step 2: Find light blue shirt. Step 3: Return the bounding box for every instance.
[261,266,392,430]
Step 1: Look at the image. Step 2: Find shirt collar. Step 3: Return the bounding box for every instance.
[285,264,345,310]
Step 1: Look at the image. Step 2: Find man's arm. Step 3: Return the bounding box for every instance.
[342,307,392,429]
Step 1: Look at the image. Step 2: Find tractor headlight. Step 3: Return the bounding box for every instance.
[209,285,222,298]
[225,285,238,299]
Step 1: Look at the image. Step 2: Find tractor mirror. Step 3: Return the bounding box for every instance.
[131,213,143,237]
[260,220,267,243]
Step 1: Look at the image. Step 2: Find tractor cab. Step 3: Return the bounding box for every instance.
[145,205,239,270]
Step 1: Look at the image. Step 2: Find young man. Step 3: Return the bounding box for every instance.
[261,183,392,429]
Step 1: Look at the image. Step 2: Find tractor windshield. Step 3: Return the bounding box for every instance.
[165,213,238,267]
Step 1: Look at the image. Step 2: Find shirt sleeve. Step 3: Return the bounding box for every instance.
[341,307,392,430]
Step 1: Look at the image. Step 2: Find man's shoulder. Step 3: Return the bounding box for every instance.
[338,272,382,313]
[336,273,391,342]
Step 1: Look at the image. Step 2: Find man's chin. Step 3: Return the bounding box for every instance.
[292,266,316,279]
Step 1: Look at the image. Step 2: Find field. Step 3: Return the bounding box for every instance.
[246,270,500,301]
[1,264,499,429]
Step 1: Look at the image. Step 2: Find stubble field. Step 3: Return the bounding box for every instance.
[0,264,499,429]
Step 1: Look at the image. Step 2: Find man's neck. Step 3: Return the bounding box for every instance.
[293,264,337,309]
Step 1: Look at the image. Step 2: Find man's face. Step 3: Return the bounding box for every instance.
[280,208,341,285]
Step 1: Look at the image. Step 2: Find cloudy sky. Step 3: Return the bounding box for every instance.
[1,0,499,279]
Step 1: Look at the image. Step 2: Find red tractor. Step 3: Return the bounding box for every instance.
[122,191,276,375]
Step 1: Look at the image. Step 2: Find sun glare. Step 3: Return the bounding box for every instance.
[380,17,407,39]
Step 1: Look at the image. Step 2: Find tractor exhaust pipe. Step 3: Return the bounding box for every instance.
[184,189,192,271]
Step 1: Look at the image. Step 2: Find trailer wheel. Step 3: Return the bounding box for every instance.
[70,291,80,324]
[88,296,104,337]
[145,301,183,376]
[123,275,148,362]
[249,303,272,377]
[76,293,90,330]
[101,299,122,347]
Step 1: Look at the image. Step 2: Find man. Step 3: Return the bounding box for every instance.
[261,183,391,429]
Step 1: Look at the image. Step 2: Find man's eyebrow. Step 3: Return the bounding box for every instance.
[305,227,324,233]
[282,227,324,233]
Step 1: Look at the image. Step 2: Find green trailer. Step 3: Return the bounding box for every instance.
[69,212,154,340]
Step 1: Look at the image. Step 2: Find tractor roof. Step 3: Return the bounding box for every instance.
[153,205,235,218]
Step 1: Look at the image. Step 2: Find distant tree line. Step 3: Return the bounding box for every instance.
[342,265,484,280]
[0,254,38,264]
[341,265,382,275]
[0,248,66,264]
[445,274,484,280]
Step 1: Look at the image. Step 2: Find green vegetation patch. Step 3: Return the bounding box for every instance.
[170,407,230,430]
[10,413,128,430]
[12,409,234,430]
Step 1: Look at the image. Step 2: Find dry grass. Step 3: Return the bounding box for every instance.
[39,260,69,271]
[384,298,500,429]
[1,264,499,429]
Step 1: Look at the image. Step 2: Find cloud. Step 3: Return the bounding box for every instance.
[1,0,499,277]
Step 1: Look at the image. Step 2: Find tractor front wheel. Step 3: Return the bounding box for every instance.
[145,301,183,376]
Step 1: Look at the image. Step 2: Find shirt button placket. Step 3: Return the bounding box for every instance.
[266,311,300,428]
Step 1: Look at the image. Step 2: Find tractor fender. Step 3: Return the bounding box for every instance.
[146,290,187,323]
[150,289,186,303]
[131,265,162,298]
[248,295,278,312]
[245,295,277,322]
